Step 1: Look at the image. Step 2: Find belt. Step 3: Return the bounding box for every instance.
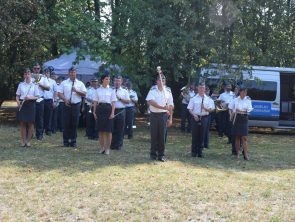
[237,113,248,116]
[151,112,167,115]
[99,103,111,106]
[115,108,125,110]
[44,99,53,101]
[196,114,209,117]
[70,102,81,105]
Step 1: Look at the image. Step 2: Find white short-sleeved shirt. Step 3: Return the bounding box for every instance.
[218,91,235,105]
[93,85,117,104]
[85,87,96,105]
[126,89,138,107]
[32,75,50,98]
[229,96,253,113]
[146,85,174,113]
[58,78,87,104]
[16,81,40,100]
[182,90,196,104]
[187,94,215,116]
[44,78,57,99]
[113,87,130,108]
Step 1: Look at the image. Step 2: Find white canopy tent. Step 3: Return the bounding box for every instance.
[43,51,103,83]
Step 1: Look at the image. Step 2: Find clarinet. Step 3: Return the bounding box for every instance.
[198,97,204,126]
[69,79,75,105]
[19,83,33,111]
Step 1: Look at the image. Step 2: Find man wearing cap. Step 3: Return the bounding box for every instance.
[50,73,59,134]
[110,75,130,150]
[56,76,65,132]
[146,74,174,162]
[124,81,138,139]
[32,63,50,140]
[85,77,100,140]
[58,67,87,147]
[43,68,58,136]
[217,83,235,142]
[188,82,215,158]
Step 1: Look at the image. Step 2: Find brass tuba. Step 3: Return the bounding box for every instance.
[32,73,42,84]
[181,86,192,103]
[214,100,228,112]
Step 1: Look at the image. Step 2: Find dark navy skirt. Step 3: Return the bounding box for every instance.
[232,114,248,136]
[96,103,113,132]
[16,100,36,123]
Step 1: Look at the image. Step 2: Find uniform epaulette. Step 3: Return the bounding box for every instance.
[165,86,171,93]
[150,85,157,90]
[246,96,251,100]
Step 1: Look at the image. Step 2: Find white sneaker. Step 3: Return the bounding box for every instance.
[105,149,110,155]
[98,148,105,154]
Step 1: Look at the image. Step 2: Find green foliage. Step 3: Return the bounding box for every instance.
[1,0,295,105]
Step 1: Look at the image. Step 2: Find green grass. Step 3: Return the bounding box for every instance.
[0,125,294,221]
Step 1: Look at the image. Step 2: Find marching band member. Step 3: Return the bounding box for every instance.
[203,86,214,149]
[180,84,195,133]
[124,81,138,139]
[16,68,40,147]
[229,86,240,155]
[217,83,235,142]
[58,67,87,147]
[50,73,59,134]
[43,68,58,136]
[110,75,130,150]
[85,77,99,140]
[229,87,253,160]
[56,76,65,132]
[146,73,174,162]
[188,82,215,158]
[93,72,117,155]
[32,63,50,140]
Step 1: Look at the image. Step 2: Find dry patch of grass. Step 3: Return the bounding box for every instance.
[0,125,294,221]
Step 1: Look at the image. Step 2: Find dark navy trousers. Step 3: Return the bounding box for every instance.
[35,100,44,138]
[111,108,126,149]
[63,103,80,145]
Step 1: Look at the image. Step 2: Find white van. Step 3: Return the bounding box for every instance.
[201,65,295,129]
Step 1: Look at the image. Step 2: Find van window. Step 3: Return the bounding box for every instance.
[246,80,277,101]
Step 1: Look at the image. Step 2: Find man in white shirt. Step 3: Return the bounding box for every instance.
[58,67,87,147]
[110,75,130,150]
[32,63,50,140]
[85,77,99,140]
[146,73,174,162]
[217,83,235,142]
[43,68,58,136]
[188,82,215,158]
[124,81,138,139]
[181,84,195,133]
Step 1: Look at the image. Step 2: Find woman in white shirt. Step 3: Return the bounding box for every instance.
[16,68,40,147]
[229,87,253,160]
[93,73,116,155]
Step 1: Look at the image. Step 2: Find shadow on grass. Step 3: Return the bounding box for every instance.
[0,125,295,174]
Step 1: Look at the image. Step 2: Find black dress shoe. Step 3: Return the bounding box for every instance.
[70,143,77,148]
[63,143,69,147]
[197,154,204,158]
[158,156,167,162]
[191,153,197,157]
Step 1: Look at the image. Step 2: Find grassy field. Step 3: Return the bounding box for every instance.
[0,124,294,222]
